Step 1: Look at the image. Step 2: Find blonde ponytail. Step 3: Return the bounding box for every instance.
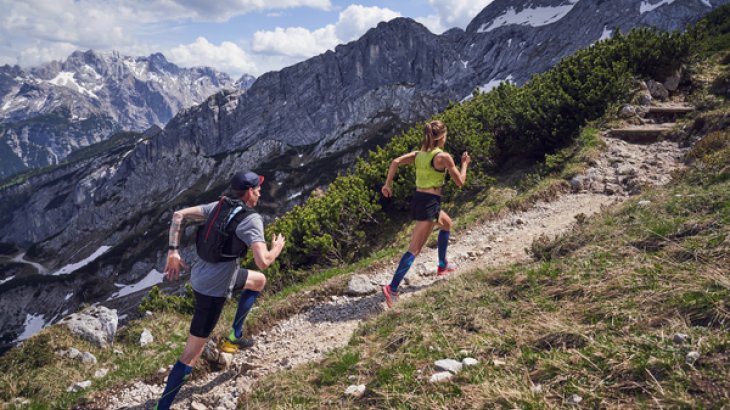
[420,120,447,151]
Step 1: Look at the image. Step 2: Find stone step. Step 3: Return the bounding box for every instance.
[608,124,674,143]
[647,106,694,114]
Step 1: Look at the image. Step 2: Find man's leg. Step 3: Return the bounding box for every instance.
[155,335,206,409]
[156,291,225,409]
[224,270,266,350]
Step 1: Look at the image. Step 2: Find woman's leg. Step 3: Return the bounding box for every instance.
[390,220,435,293]
[436,211,454,273]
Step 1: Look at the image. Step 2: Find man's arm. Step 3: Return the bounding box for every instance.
[250,234,286,270]
[165,206,206,280]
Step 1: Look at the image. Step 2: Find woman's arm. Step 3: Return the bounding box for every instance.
[437,152,470,187]
[382,151,418,198]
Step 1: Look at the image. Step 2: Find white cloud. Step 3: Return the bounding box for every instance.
[333,5,401,42]
[415,14,449,35]
[166,0,332,21]
[252,4,400,59]
[427,0,495,30]
[18,43,79,67]
[253,26,338,58]
[0,0,334,71]
[168,37,257,77]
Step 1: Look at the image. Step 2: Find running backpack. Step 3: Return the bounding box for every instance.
[196,196,254,263]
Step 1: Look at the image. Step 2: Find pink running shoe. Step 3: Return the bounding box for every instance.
[382,284,399,308]
[436,261,457,276]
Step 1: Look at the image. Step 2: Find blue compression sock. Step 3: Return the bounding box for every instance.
[438,230,450,268]
[232,289,259,338]
[156,360,192,410]
[390,251,415,293]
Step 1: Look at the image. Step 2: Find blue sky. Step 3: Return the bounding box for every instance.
[0,0,495,77]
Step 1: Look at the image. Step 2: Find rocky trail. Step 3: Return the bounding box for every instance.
[93,104,692,410]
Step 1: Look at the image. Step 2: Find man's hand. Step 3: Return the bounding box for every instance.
[272,233,286,254]
[164,250,188,281]
[381,184,393,198]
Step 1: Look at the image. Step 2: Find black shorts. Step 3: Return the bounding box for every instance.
[411,191,442,221]
[190,291,226,338]
[189,269,250,338]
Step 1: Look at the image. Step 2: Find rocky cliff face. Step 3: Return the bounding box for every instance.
[0,0,725,347]
[0,51,253,178]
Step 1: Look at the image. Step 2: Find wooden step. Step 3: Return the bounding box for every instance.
[608,125,674,143]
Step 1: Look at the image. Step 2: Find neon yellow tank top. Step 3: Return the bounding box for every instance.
[415,148,446,189]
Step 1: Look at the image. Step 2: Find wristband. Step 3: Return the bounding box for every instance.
[168,246,179,251]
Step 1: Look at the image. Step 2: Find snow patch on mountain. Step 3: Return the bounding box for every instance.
[51,245,112,276]
[599,26,613,41]
[49,71,99,99]
[109,269,164,300]
[639,0,678,14]
[15,313,47,341]
[477,0,580,33]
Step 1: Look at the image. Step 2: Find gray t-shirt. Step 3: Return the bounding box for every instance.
[191,201,265,297]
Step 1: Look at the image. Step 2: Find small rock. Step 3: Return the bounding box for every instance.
[348,375,357,381]
[203,340,219,363]
[94,368,109,379]
[458,349,470,356]
[496,237,504,243]
[81,352,97,365]
[139,328,154,347]
[492,359,506,367]
[685,351,700,365]
[673,333,689,344]
[531,384,543,394]
[158,367,168,374]
[638,200,651,207]
[434,359,463,374]
[344,384,366,398]
[66,380,92,393]
[638,93,652,106]
[568,394,583,405]
[347,274,376,295]
[191,402,207,410]
[113,348,124,355]
[218,352,233,368]
[620,104,636,118]
[429,371,454,383]
[145,310,153,318]
[462,357,478,367]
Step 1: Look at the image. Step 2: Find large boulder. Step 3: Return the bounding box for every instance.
[646,79,669,100]
[62,306,118,347]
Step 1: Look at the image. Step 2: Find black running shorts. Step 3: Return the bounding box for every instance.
[190,291,226,338]
[410,191,442,221]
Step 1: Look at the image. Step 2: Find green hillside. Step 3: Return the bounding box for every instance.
[0,5,728,409]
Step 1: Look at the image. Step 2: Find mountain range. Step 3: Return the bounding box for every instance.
[0,0,726,349]
[0,51,254,178]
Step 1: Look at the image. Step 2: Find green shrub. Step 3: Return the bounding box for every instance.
[139,284,195,314]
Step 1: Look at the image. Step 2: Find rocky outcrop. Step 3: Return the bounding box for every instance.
[61,306,118,348]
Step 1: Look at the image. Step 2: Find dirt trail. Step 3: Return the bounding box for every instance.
[100,123,690,409]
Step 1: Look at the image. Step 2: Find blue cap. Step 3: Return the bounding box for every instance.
[231,171,264,190]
